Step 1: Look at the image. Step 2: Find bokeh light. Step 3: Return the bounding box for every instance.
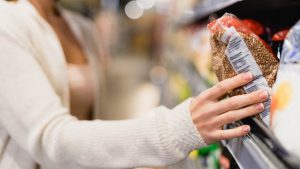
[125,1,144,19]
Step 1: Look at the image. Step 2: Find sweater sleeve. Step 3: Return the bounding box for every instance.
[0,12,206,169]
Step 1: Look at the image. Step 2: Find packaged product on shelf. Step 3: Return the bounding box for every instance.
[271,19,300,159]
[280,20,300,64]
[271,29,290,60]
[241,19,265,36]
[207,13,279,126]
[241,19,274,50]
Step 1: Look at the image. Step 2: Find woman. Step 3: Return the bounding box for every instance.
[0,0,268,169]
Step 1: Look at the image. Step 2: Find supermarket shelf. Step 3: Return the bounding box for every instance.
[224,137,276,169]
[222,118,300,169]
[176,0,240,26]
[178,0,300,27]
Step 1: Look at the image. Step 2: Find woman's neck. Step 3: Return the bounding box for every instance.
[29,0,59,21]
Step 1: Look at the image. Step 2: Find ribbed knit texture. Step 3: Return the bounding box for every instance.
[158,99,207,157]
[0,1,206,169]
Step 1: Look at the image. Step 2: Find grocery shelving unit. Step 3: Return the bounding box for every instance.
[223,117,300,169]
[181,0,300,27]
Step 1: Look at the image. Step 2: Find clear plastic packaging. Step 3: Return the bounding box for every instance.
[280,20,300,64]
[208,13,279,127]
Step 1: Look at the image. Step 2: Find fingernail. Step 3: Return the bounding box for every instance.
[259,90,268,100]
[256,103,265,111]
[242,126,251,132]
[243,72,253,81]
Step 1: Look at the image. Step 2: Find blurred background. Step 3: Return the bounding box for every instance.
[53,0,300,168]
[58,0,209,120]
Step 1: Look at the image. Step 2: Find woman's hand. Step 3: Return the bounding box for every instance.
[190,72,268,144]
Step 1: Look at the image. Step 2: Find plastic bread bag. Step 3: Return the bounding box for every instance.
[207,13,279,127]
[271,19,300,159]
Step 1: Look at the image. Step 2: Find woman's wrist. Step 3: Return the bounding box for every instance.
[156,99,207,161]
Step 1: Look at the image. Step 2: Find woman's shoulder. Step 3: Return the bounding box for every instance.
[0,1,25,19]
[0,1,30,33]
[0,1,41,52]
[0,1,18,20]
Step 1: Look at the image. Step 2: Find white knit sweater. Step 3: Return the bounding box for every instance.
[0,1,206,169]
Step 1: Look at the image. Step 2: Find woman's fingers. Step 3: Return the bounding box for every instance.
[215,125,251,140]
[203,72,253,100]
[213,103,264,127]
[213,89,268,115]
[189,73,271,144]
